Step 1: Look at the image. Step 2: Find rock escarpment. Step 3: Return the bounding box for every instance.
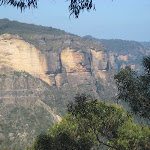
[0,34,111,89]
[0,34,49,83]
[0,33,116,149]
[83,35,147,71]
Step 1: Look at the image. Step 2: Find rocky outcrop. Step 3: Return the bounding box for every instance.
[91,49,108,82]
[0,34,49,84]
[0,33,117,149]
[0,20,117,150]
[83,35,147,71]
[0,34,110,89]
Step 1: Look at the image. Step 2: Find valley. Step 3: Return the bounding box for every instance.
[0,19,150,149]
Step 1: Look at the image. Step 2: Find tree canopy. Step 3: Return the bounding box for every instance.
[28,94,150,150]
[114,56,150,120]
[0,0,95,18]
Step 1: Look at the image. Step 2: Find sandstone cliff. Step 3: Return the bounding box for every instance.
[0,34,49,83]
[1,19,149,149]
[0,34,114,99]
[83,35,147,71]
[0,33,117,149]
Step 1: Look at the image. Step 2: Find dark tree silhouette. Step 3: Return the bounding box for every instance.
[0,0,38,11]
[114,57,150,120]
[0,0,95,18]
[68,0,95,18]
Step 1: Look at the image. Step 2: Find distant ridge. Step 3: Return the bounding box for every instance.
[0,18,71,36]
[83,35,149,71]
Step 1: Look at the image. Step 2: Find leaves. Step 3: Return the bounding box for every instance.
[115,64,150,119]
[68,0,95,18]
[0,0,38,11]
[0,0,95,18]
[29,94,150,150]
[110,122,150,150]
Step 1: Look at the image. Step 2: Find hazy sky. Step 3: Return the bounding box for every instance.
[0,0,150,41]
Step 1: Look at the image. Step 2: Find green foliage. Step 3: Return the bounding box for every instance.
[68,0,95,18]
[0,71,64,149]
[142,56,150,74]
[0,0,37,11]
[30,114,96,150]
[31,134,53,150]
[67,94,132,149]
[0,1,95,18]
[84,36,144,56]
[115,60,150,119]
[13,71,22,77]
[0,19,68,36]
[30,94,150,150]
[110,122,150,149]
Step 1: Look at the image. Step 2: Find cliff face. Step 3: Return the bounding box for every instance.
[83,35,147,71]
[1,19,149,149]
[0,33,116,149]
[0,34,49,83]
[0,34,111,90]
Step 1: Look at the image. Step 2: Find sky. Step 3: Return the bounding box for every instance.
[0,0,150,42]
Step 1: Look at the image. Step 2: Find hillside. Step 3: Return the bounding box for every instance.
[0,18,69,36]
[83,35,147,71]
[0,30,116,101]
[1,19,149,149]
[0,71,62,149]
[0,19,118,149]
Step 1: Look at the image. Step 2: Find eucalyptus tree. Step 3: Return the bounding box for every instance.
[115,56,150,120]
[0,0,95,18]
[29,94,150,150]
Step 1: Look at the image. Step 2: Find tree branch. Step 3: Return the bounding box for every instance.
[96,135,117,149]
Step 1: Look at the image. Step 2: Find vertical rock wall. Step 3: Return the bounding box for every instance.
[0,34,111,90]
